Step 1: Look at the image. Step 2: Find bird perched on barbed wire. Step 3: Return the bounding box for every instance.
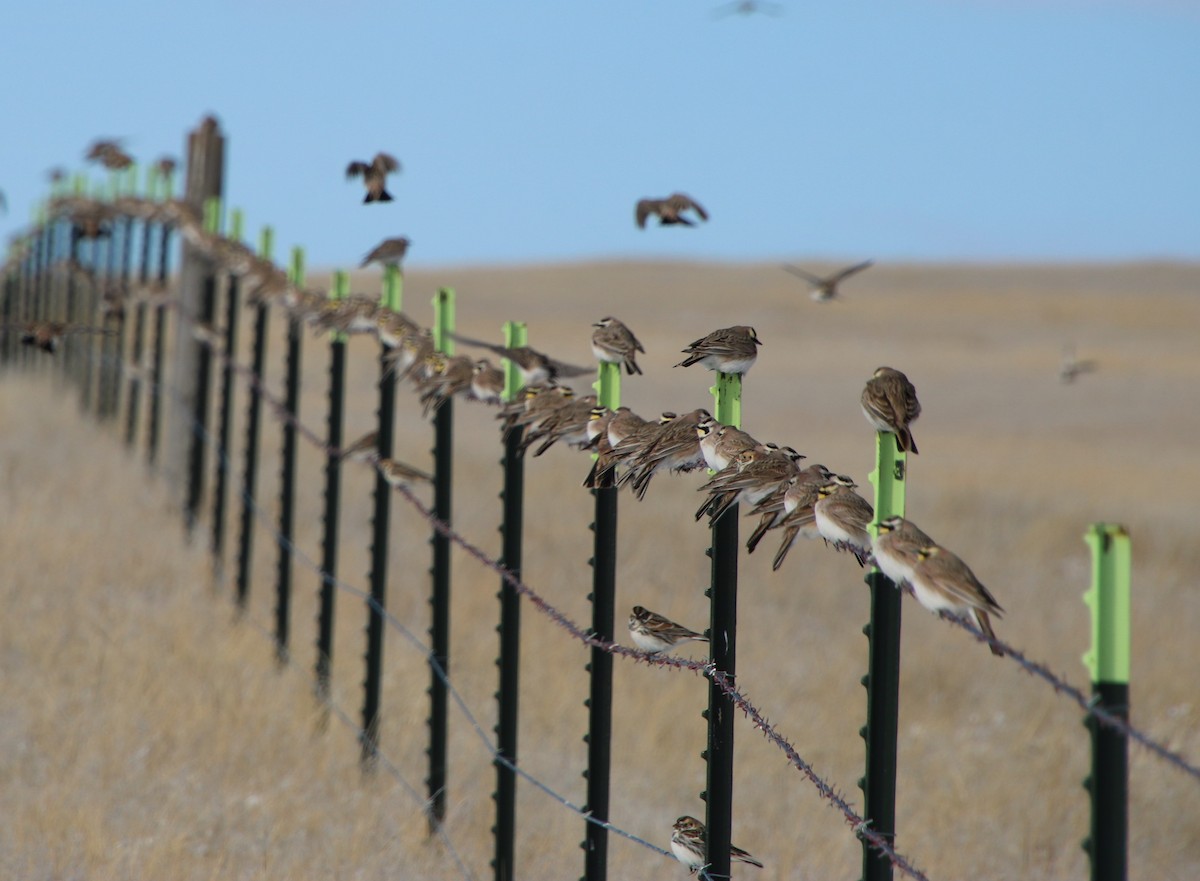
[861,366,921,454]
[676,325,761,375]
[908,544,1005,656]
[346,152,400,203]
[450,333,593,385]
[85,138,134,171]
[591,316,645,375]
[361,236,411,270]
[671,815,763,873]
[636,193,708,229]
[1059,344,1098,384]
[628,606,707,655]
[339,430,380,463]
[377,457,433,486]
[782,260,873,302]
[18,320,116,354]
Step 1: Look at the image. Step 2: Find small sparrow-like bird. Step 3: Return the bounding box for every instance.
[636,193,709,228]
[783,260,873,302]
[377,457,433,486]
[20,321,115,354]
[628,606,708,655]
[744,463,832,554]
[671,815,763,874]
[339,430,380,463]
[346,152,400,203]
[814,480,874,566]
[872,516,936,589]
[470,359,505,405]
[676,326,761,375]
[591,316,645,375]
[910,544,1005,656]
[450,333,593,386]
[861,366,921,454]
[619,408,712,500]
[85,138,133,170]
[361,236,411,269]
[696,418,759,472]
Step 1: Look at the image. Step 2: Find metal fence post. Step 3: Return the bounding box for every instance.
[362,265,402,769]
[125,165,158,449]
[210,208,243,581]
[317,269,349,708]
[703,369,742,881]
[184,197,222,538]
[1081,523,1131,881]
[235,227,273,609]
[428,286,456,829]
[275,246,305,654]
[860,430,908,881]
[147,217,173,468]
[494,319,528,881]
[582,358,621,881]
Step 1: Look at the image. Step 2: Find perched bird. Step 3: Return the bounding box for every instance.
[813,480,874,566]
[766,471,850,571]
[861,366,921,454]
[909,545,1005,656]
[591,316,645,375]
[1059,344,1098,384]
[628,606,707,655]
[783,260,874,302]
[636,193,708,229]
[450,333,593,385]
[584,407,651,488]
[671,815,763,874]
[361,236,411,269]
[419,354,476,417]
[697,445,806,523]
[470,359,506,405]
[744,463,832,554]
[523,394,597,456]
[154,156,178,179]
[696,418,759,472]
[377,457,433,486]
[339,430,379,463]
[619,408,712,501]
[20,321,115,354]
[872,516,936,589]
[346,152,400,203]
[676,326,761,375]
[85,138,133,170]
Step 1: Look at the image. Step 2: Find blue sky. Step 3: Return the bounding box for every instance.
[3,1,1197,269]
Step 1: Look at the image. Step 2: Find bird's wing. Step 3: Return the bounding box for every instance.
[447,331,512,358]
[346,161,368,179]
[635,199,656,229]
[373,152,400,173]
[683,194,708,221]
[829,259,875,283]
[782,264,823,285]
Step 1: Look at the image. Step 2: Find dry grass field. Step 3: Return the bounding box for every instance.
[2,259,1198,880]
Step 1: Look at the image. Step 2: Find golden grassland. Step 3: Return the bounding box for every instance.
[2,259,1198,880]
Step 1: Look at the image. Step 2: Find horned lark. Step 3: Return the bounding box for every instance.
[861,366,921,454]
[585,407,651,487]
[698,446,805,522]
[361,236,411,269]
[373,309,417,349]
[500,384,575,438]
[697,418,759,472]
[470,359,505,405]
[814,480,874,566]
[745,463,832,553]
[910,544,1004,656]
[767,471,851,570]
[872,516,936,589]
[523,395,598,457]
[676,326,761,375]
[20,321,115,354]
[450,333,592,385]
[620,408,712,500]
[590,316,645,375]
[383,328,434,380]
[671,815,763,873]
[377,457,433,486]
[85,138,133,170]
[346,152,400,203]
[782,260,873,302]
[628,606,707,655]
[636,193,708,228]
[419,354,475,417]
[340,430,380,463]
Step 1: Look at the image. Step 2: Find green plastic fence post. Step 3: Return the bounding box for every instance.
[859,428,907,881]
[709,371,741,428]
[330,269,348,343]
[501,321,528,402]
[381,264,402,312]
[229,208,244,244]
[1081,523,1130,881]
[203,196,222,235]
[594,360,621,412]
[260,227,274,261]
[433,287,456,354]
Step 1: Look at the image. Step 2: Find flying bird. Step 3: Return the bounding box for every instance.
[346,152,400,203]
[449,333,593,385]
[1059,344,1098,384]
[20,321,116,354]
[783,260,874,302]
[360,236,411,269]
[636,193,708,229]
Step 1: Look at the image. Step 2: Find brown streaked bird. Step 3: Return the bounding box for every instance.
[872,516,936,590]
[861,366,921,454]
[523,394,598,457]
[470,359,505,405]
[744,463,832,554]
[909,544,1005,656]
[339,430,380,463]
[619,408,712,501]
[361,236,411,269]
[676,325,761,375]
[450,333,593,385]
[766,471,851,570]
[500,384,575,437]
[636,193,708,229]
[783,260,874,302]
[628,606,707,655]
[346,152,400,203]
[419,354,476,417]
[20,321,115,354]
[85,138,134,170]
[590,316,645,375]
[584,407,651,488]
[697,445,806,522]
[670,815,763,873]
[697,418,760,472]
[377,457,433,486]
[813,480,874,566]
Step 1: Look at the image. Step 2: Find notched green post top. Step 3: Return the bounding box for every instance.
[258,226,274,261]
[867,430,907,542]
[593,360,620,411]
[433,287,456,355]
[381,264,402,312]
[230,208,245,244]
[1082,523,1131,684]
[709,371,742,429]
[501,321,528,403]
[202,196,222,235]
[330,269,349,343]
[289,246,305,286]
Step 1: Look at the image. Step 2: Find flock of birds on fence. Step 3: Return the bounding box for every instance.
[7,136,1023,874]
